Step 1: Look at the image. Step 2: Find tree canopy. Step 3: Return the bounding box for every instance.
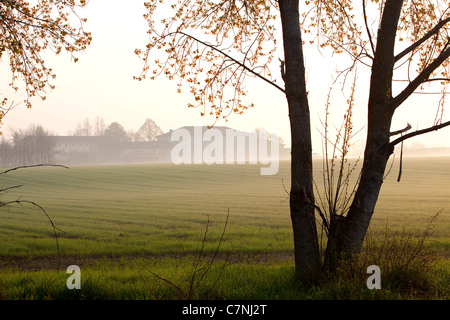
[137,118,163,141]
[137,0,450,131]
[135,0,282,124]
[0,0,91,127]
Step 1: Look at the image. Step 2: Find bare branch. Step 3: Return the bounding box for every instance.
[140,264,185,299]
[0,164,69,175]
[0,198,65,268]
[174,31,286,94]
[422,77,450,83]
[390,122,411,136]
[362,0,375,56]
[295,195,330,234]
[0,185,23,193]
[394,17,450,63]
[390,46,450,110]
[390,120,450,147]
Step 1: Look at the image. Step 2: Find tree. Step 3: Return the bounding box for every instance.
[136,118,163,141]
[8,124,55,166]
[307,0,450,270]
[73,117,93,136]
[93,116,106,136]
[137,0,450,279]
[0,0,91,127]
[104,122,131,142]
[0,136,13,167]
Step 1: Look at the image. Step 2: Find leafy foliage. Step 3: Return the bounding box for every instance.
[135,0,281,124]
[0,0,92,114]
[304,0,450,123]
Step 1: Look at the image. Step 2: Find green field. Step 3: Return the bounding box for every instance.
[0,158,449,299]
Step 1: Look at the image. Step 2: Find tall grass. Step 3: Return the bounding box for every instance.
[324,212,448,299]
[0,251,447,300]
[0,212,448,300]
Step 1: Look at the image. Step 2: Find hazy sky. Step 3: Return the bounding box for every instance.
[1,1,449,155]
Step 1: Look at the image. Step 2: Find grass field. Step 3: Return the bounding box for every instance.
[0,157,449,299]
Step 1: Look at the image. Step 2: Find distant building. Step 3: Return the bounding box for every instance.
[54,136,113,165]
[52,126,291,165]
[54,136,174,165]
[119,141,174,164]
[157,126,291,164]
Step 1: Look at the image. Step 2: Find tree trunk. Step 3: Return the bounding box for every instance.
[324,0,403,270]
[279,0,321,278]
[324,112,394,270]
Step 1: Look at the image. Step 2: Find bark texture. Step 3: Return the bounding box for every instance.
[324,0,403,269]
[279,0,321,277]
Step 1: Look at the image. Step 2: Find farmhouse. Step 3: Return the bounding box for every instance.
[160,126,291,165]
[53,136,174,165]
[53,126,290,165]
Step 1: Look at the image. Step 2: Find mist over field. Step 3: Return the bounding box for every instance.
[0,158,448,256]
[0,154,449,300]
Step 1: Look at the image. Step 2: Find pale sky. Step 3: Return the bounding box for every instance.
[1,0,449,155]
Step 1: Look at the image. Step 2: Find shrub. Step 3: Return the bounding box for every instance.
[329,213,447,299]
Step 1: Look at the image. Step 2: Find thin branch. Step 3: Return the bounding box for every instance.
[141,264,185,299]
[0,163,69,269]
[394,17,450,63]
[362,0,375,56]
[173,31,286,94]
[293,194,330,233]
[140,210,231,299]
[397,138,404,182]
[390,46,450,110]
[188,213,210,298]
[194,209,230,294]
[0,164,69,175]
[0,184,23,193]
[0,199,65,268]
[0,199,65,234]
[390,122,411,136]
[384,154,396,180]
[422,77,450,83]
[390,120,450,147]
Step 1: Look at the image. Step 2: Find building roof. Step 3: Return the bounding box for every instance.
[156,126,255,141]
[118,140,175,149]
[54,136,113,144]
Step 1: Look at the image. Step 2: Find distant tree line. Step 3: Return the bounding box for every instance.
[71,117,163,142]
[0,124,55,167]
[0,117,164,167]
[0,117,284,167]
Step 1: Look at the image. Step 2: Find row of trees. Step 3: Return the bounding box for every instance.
[0,125,54,167]
[71,117,163,142]
[0,117,163,167]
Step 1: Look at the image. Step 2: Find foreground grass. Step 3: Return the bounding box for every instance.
[1,255,448,300]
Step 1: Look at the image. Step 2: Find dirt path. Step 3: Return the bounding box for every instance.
[0,251,295,272]
[2,249,448,272]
